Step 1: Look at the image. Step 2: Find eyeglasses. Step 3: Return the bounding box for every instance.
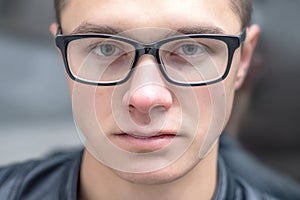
[55,28,246,86]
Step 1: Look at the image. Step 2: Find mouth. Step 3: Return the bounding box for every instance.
[111,132,178,153]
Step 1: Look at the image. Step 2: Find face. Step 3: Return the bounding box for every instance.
[53,0,259,184]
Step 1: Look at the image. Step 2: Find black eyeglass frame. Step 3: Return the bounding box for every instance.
[55,28,246,87]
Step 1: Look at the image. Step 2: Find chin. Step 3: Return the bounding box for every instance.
[112,158,200,185]
[113,170,182,185]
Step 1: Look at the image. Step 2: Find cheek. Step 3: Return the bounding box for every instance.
[224,53,242,112]
[195,88,214,138]
[191,84,230,157]
[229,52,242,85]
[194,87,216,125]
[68,77,115,135]
[224,82,236,125]
[94,87,116,132]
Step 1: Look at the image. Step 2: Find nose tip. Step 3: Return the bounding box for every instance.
[125,84,172,127]
[128,84,173,114]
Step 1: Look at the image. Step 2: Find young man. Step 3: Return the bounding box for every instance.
[0,0,295,199]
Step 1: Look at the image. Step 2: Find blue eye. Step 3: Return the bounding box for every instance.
[179,44,205,56]
[93,43,120,57]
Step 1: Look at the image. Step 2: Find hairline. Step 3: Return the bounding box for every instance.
[55,0,252,29]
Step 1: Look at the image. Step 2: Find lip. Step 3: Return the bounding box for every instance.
[111,133,178,152]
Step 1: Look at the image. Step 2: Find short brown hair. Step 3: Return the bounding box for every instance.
[54,0,67,26]
[230,0,253,28]
[54,0,252,28]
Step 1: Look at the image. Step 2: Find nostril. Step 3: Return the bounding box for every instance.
[128,84,172,114]
[128,102,169,126]
[128,104,152,125]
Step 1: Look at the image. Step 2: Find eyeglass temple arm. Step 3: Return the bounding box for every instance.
[239,28,247,43]
[56,26,63,36]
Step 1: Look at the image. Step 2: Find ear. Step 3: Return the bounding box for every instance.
[49,22,64,58]
[49,23,59,37]
[235,24,260,90]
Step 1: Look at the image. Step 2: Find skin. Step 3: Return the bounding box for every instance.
[50,0,260,199]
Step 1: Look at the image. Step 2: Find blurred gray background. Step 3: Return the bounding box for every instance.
[0,0,82,165]
[0,0,299,183]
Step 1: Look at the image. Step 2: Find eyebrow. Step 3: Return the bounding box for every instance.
[176,26,225,35]
[71,22,225,35]
[71,23,123,34]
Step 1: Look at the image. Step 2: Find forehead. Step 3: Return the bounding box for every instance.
[61,0,241,35]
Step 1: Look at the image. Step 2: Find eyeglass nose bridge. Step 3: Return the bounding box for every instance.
[133,43,161,68]
[137,43,158,55]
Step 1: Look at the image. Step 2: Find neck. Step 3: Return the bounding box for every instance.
[78,146,218,200]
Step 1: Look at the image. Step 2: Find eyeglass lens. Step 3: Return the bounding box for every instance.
[66,37,229,84]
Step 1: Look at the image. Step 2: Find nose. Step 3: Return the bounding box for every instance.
[123,55,173,125]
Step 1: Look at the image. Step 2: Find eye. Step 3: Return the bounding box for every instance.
[93,43,121,57]
[178,43,206,56]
